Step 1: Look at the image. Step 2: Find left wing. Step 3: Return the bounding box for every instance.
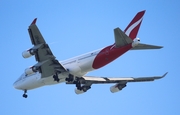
[27,18,66,78]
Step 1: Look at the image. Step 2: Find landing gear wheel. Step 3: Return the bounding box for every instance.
[76,81,82,90]
[65,74,74,82]
[53,73,60,82]
[22,90,28,98]
[23,94,28,98]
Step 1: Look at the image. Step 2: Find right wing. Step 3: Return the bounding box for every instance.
[67,72,167,94]
[131,43,163,50]
[80,72,167,84]
[28,18,67,78]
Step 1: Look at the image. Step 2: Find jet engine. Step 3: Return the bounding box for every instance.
[75,88,86,94]
[110,83,126,93]
[75,86,91,94]
[22,49,36,58]
[25,66,38,75]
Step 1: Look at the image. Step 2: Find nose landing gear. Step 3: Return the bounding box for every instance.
[22,90,28,98]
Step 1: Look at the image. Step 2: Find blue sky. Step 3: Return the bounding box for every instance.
[1,0,180,115]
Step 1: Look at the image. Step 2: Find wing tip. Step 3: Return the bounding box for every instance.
[153,72,168,80]
[162,72,168,78]
[158,45,164,48]
[157,72,168,79]
[31,18,37,25]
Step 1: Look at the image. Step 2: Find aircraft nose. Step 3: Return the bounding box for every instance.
[13,82,18,89]
[13,81,21,90]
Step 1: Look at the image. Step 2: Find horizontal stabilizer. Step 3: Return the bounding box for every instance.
[131,43,163,50]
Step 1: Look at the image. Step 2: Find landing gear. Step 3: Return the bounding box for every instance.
[65,74,74,82]
[75,80,81,90]
[74,78,91,92]
[22,90,28,98]
[23,94,28,98]
[53,72,60,82]
[66,75,91,92]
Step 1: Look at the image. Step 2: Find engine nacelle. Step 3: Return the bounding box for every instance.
[22,49,35,58]
[25,66,38,75]
[75,88,85,94]
[66,65,81,76]
[75,86,91,94]
[110,84,126,93]
[132,38,140,47]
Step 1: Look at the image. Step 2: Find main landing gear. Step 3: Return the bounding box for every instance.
[65,74,74,82]
[54,72,74,82]
[74,78,91,92]
[53,72,60,82]
[65,75,91,92]
[23,90,28,98]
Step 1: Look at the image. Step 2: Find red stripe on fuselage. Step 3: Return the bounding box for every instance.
[92,44,132,69]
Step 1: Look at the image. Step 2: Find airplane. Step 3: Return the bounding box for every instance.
[13,10,167,98]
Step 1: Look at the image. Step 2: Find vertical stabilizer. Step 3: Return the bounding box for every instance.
[124,10,145,40]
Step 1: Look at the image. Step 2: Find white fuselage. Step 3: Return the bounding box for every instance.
[13,38,139,91]
[13,48,102,90]
[13,10,147,94]
[14,36,141,91]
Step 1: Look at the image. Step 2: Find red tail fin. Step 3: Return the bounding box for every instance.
[124,10,145,40]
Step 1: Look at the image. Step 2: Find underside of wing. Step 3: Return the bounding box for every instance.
[28,18,46,45]
[81,72,167,84]
[67,72,167,94]
[25,18,67,78]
